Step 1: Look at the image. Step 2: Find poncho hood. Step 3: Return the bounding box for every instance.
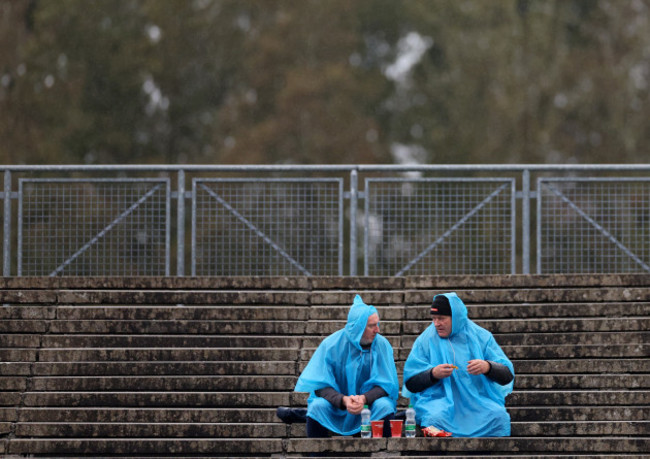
[345,294,378,350]
[437,292,468,338]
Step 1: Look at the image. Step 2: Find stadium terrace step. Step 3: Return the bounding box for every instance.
[14,420,649,439]
[36,347,300,362]
[5,438,284,456]
[30,375,298,392]
[20,389,649,409]
[23,391,294,408]
[16,408,281,424]
[513,374,649,390]
[498,343,650,359]
[285,437,650,455]
[31,360,297,376]
[508,390,649,406]
[39,334,304,348]
[1,274,648,457]
[15,422,289,438]
[405,287,650,304]
[511,359,650,374]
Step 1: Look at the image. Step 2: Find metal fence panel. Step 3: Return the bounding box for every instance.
[18,179,170,276]
[192,178,343,276]
[364,178,515,276]
[537,178,650,274]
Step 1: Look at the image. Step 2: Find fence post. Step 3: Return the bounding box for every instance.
[3,170,11,277]
[349,169,358,276]
[177,170,185,276]
[522,169,530,274]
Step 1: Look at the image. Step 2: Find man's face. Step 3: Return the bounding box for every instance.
[360,313,380,345]
[433,315,452,338]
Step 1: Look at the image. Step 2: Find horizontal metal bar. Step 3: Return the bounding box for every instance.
[2,164,650,173]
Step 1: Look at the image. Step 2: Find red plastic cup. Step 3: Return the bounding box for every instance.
[389,419,403,437]
[371,420,384,438]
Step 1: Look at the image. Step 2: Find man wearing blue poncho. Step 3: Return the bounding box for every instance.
[295,294,399,437]
[403,292,514,437]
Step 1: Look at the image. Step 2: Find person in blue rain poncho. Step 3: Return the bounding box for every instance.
[402,292,514,437]
[295,294,399,437]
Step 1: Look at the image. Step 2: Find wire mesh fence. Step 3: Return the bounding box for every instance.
[192,178,343,276]
[18,179,170,276]
[538,178,650,274]
[1,165,650,276]
[364,178,515,276]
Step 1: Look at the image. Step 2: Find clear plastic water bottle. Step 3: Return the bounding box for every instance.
[405,404,416,437]
[360,404,371,438]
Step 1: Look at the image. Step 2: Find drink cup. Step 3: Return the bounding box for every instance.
[371,420,384,438]
[389,419,403,437]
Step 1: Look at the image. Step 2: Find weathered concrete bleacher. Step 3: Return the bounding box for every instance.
[0,275,648,457]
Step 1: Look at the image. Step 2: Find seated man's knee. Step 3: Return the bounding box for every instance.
[370,396,394,415]
[309,396,331,411]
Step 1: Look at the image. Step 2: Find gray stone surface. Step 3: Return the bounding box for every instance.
[1,274,648,457]
[7,438,284,455]
[24,391,292,407]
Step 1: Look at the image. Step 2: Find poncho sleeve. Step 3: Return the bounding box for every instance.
[295,333,342,394]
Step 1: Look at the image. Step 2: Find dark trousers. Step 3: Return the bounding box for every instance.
[306,413,394,438]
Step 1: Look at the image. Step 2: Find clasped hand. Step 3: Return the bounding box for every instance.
[342,394,367,415]
[432,359,489,379]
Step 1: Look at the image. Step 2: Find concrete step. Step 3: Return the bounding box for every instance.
[16,406,648,424]
[23,391,295,407]
[498,343,650,359]
[22,390,647,408]
[39,334,306,348]
[0,376,26,391]
[513,374,649,390]
[0,362,31,375]
[512,359,650,374]
[3,273,648,290]
[37,347,301,362]
[36,331,647,349]
[0,348,37,361]
[407,302,650,320]
[51,301,650,321]
[475,331,647,346]
[507,390,649,406]
[5,438,284,456]
[0,334,40,347]
[16,408,281,423]
[24,373,646,392]
[31,361,297,376]
[0,306,56,319]
[27,359,650,376]
[4,286,650,306]
[401,274,650,289]
[285,437,650,455]
[30,375,298,391]
[6,316,646,336]
[15,421,289,438]
[0,392,21,406]
[403,317,649,334]
[405,287,650,304]
[13,420,650,438]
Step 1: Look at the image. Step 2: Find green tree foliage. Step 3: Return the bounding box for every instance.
[0,0,649,165]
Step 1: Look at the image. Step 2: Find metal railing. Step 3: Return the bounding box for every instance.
[2,164,649,276]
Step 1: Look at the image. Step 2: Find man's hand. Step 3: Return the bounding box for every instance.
[467,359,490,375]
[342,394,366,415]
[432,363,456,379]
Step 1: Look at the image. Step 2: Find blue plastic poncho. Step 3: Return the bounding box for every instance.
[295,294,399,435]
[402,292,514,437]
